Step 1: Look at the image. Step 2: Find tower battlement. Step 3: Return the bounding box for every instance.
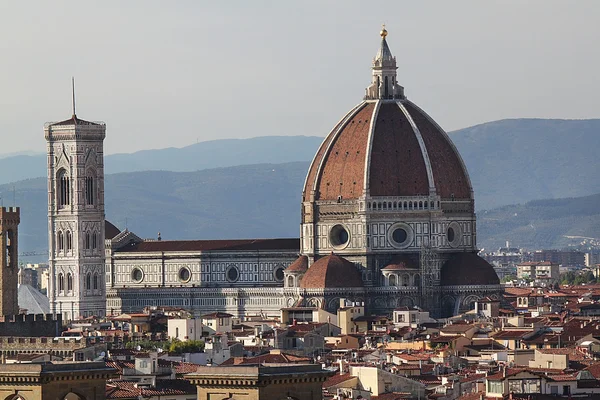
[0,206,20,224]
[0,206,19,317]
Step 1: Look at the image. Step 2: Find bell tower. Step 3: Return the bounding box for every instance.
[45,94,107,321]
[0,207,20,316]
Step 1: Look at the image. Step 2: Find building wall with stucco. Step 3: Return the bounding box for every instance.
[0,362,114,400]
[187,365,331,400]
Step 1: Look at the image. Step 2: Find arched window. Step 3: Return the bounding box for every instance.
[58,273,64,292]
[389,275,397,286]
[85,232,90,249]
[57,169,70,207]
[402,274,409,286]
[92,232,97,249]
[67,273,73,292]
[287,276,294,287]
[85,170,96,205]
[66,231,72,251]
[93,273,98,290]
[86,273,91,290]
[57,231,64,251]
[414,274,421,287]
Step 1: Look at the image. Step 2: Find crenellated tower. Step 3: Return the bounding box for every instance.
[45,105,107,321]
[0,207,20,316]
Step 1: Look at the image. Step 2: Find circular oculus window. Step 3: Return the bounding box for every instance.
[226,266,240,282]
[392,228,408,244]
[274,266,285,282]
[178,267,191,283]
[447,222,462,248]
[131,268,143,283]
[387,223,413,249]
[329,224,350,249]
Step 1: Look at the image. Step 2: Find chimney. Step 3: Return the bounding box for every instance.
[503,365,507,378]
[339,359,344,375]
[293,318,297,326]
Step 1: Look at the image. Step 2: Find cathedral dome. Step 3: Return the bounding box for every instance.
[286,255,308,273]
[440,253,499,286]
[303,30,472,202]
[300,253,363,289]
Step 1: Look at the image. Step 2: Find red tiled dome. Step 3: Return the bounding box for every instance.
[381,255,418,271]
[286,255,308,273]
[440,253,499,286]
[302,100,472,202]
[300,254,363,289]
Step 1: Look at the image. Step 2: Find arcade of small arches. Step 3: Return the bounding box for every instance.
[367,198,440,212]
[382,272,421,287]
[299,295,416,311]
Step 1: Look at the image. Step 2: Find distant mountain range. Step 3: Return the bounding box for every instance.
[0,136,324,185]
[3,163,599,260]
[2,162,308,260]
[478,192,600,250]
[2,118,599,211]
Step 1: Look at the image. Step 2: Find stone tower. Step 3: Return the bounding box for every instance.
[45,110,106,321]
[0,207,20,316]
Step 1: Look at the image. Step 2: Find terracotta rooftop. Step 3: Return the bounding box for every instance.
[441,253,499,286]
[323,373,356,388]
[116,238,299,253]
[303,99,472,201]
[220,352,311,365]
[49,115,102,127]
[106,379,196,399]
[202,312,233,319]
[381,255,418,271]
[300,253,363,289]
[286,255,308,273]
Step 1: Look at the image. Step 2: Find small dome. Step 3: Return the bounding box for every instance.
[286,255,308,273]
[441,253,499,286]
[381,255,418,271]
[300,254,363,289]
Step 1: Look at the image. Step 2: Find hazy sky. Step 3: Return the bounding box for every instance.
[1,1,599,155]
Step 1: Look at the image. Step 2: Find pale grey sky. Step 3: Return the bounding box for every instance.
[1,1,598,155]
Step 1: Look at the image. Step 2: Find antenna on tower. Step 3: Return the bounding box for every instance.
[71,77,76,118]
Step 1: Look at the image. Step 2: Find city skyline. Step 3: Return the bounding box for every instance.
[1,1,599,155]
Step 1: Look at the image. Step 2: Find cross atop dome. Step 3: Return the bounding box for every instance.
[365,25,405,100]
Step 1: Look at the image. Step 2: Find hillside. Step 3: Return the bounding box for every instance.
[478,192,600,250]
[0,136,323,185]
[450,118,600,209]
[0,162,309,258]
[4,163,598,259]
[2,118,599,210]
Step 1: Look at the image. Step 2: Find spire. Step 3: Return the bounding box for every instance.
[71,77,76,118]
[364,25,405,100]
[375,24,393,62]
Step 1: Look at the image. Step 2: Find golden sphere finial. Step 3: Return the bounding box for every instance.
[380,23,387,38]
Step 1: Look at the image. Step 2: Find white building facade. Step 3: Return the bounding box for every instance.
[45,115,107,320]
